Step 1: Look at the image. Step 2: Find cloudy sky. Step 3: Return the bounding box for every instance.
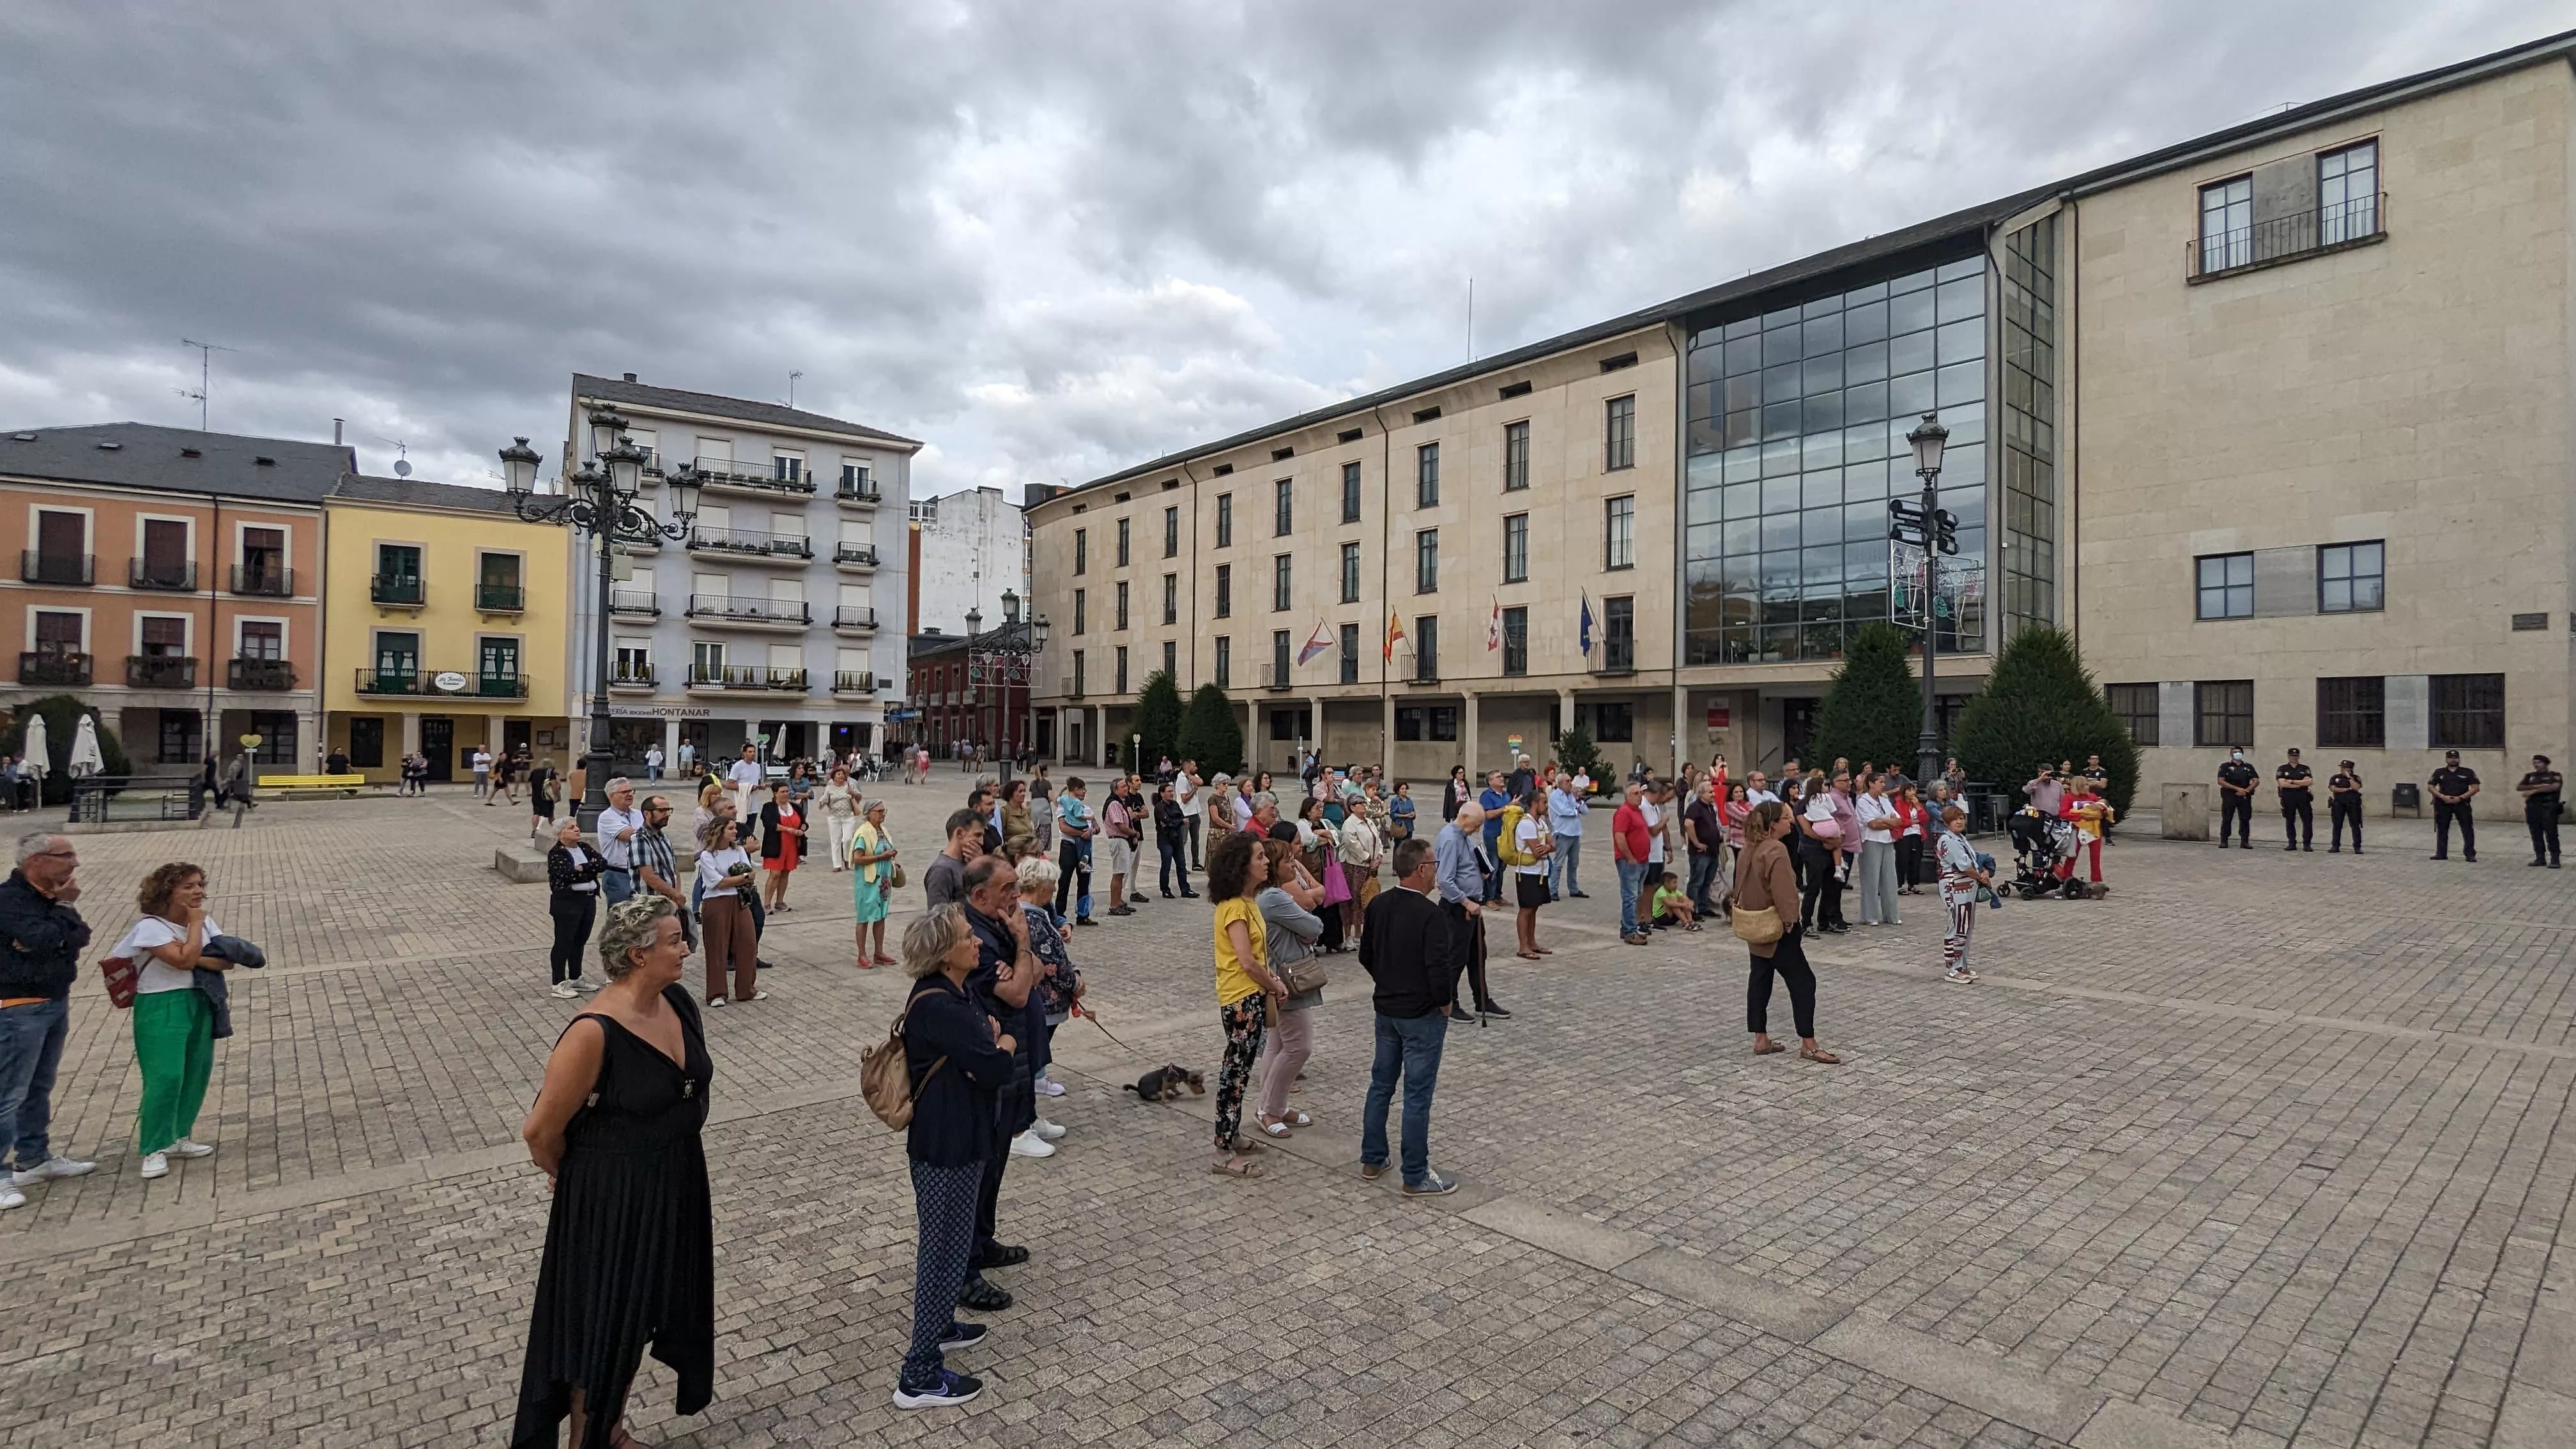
[0,1,2552,496]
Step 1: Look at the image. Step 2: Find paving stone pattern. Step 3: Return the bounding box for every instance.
[0,784,2566,1446]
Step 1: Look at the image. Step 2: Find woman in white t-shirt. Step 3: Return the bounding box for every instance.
[1510,788,1555,961]
[114,862,235,1180]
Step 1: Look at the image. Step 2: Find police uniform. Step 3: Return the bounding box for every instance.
[2215,758,2258,846]
[2275,756,2315,850]
[2428,759,2480,861]
[2327,768,2364,853]
[2521,763,2564,868]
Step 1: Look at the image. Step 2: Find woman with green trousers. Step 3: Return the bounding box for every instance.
[113,862,233,1179]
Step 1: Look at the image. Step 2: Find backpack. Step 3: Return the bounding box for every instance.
[1497,803,1533,867]
[861,992,945,1130]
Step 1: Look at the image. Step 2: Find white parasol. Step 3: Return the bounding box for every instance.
[768,728,786,762]
[68,713,104,777]
[21,713,49,780]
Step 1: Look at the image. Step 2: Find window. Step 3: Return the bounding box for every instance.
[2316,676,2385,749]
[1073,588,1086,634]
[1414,615,1439,680]
[1116,518,1130,566]
[371,630,420,677]
[1340,542,1361,603]
[1395,706,1425,741]
[1114,581,1129,630]
[139,615,185,657]
[1073,528,1087,575]
[374,543,422,603]
[1415,530,1438,593]
[1605,394,1636,470]
[1072,650,1085,697]
[1115,646,1128,694]
[2105,684,2160,746]
[479,636,520,686]
[1501,515,1528,583]
[1163,573,1178,625]
[1595,702,1634,742]
[1603,596,1633,671]
[1275,478,1293,536]
[2196,553,2253,620]
[2318,540,2384,613]
[1268,707,1311,742]
[693,640,727,678]
[30,610,81,656]
[1273,555,1292,611]
[1163,505,1179,557]
[771,450,802,482]
[343,716,379,769]
[1163,640,1177,677]
[1215,564,1232,618]
[1604,496,1635,570]
[239,527,286,592]
[1503,606,1528,676]
[1215,493,1232,547]
[2319,141,2379,245]
[614,643,650,682]
[1503,420,1529,491]
[1396,705,1460,742]
[1213,636,1231,688]
[249,711,297,766]
[2194,680,2253,747]
[1338,622,1360,684]
[2430,673,2505,750]
[1428,705,1459,741]
[2200,176,2253,272]
[1416,443,1439,507]
[477,551,523,610]
[239,620,282,660]
[1271,630,1291,682]
[1341,461,1361,524]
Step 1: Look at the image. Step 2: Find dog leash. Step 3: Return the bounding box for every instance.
[1075,1004,1140,1054]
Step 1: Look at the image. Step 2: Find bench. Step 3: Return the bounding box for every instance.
[256,772,367,800]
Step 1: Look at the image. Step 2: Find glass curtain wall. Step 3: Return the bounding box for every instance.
[1998,213,2058,638]
[1684,254,1989,664]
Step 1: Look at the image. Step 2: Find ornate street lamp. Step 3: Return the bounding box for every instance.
[1905,411,1951,789]
[500,418,702,827]
[970,588,1050,781]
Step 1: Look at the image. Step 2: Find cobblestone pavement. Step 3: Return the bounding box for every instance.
[0,783,2569,1446]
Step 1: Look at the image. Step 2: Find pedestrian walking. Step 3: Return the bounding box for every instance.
[1936,804,1990,984]
[2519,754,2563,868]
[1854,774,1901,925]
[1358,837,1462,1194]
[1252,836,1325,1139]
[528,757,560,843]
[694,820,761,1006]
[644,742,663,782]
[512,896,712,1449]
[1733,801,1839,1062]
[2327,761,2366,853]
[851,799,898,965]
[544,818,606,999]
[1206,832,1284,1179]
[113,862,241,1180]
[2430,749,2482,861]
[887,905,1018,1410]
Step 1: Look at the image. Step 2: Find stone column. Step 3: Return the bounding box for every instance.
[1308,695,1329,767]
[1671,682,1689,779]
[662,717,682,777]
[1381,692,1397,769]
[1092,704,1107,768]
[401,711,422,757]
[1462,692,1480,776]
[1556,687,1575,742]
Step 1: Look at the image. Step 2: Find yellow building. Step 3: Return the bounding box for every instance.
[322,475,573,783]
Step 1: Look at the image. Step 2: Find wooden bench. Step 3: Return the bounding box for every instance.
[256,772,367,800]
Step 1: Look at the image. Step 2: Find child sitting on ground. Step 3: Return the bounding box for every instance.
[1648,869,1699,931]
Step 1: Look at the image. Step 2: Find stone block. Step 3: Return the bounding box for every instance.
[493,847,548,883]
[2161,782,2209,839]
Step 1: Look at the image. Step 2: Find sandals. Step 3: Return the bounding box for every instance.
[1752,1040,1787,1055]
[1225,1137,1268,1155]
[1279,1110,1312,1128]
[871,954,899,967]
[1258,1117,1293,1137]
[1800,1046,1843,1065]
[1515,949,1544,961]
[1209,1157,1265,1178]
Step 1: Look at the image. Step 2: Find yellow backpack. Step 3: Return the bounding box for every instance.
[1497,802,1534,867]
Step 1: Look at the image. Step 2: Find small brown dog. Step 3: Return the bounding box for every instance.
[1121,1064,1206,1101]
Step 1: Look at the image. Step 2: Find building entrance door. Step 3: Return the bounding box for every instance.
[1780,697,1820,770]
[421,717,454,781]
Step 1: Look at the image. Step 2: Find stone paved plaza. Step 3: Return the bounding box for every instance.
[0,783,2570,1448]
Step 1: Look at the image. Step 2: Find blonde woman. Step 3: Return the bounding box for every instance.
[851,798,898,967]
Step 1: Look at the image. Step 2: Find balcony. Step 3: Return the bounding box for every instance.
[684,664,809,693]
[691,454,818,498]
[227,657,296,691]
[832,606,878,634]
[687,527,811,564]
[609,663,657,691]
[833,543,880,572]
[1590,638,1636,676]
[475,583,526,613]
[125,655,198,689]
[128,559,198,592]
[1261,663,1293,693]
[20,551,92,586]
[230,564,294,597]
[1406,663,1441,687]
[607,587,659,617]
[370,573,426,608]
[18,652,91,686]
[831,670,875,694]
[836,476,882,509]
[686,594,811,630]
[355,669,530,699]
[2189,192,2386,281]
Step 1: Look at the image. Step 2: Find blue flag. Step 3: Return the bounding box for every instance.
[1578,592,1595,655]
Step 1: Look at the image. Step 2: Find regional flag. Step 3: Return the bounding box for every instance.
[1297,620,1333,666]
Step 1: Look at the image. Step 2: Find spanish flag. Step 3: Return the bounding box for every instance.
[1383,610,1405,663]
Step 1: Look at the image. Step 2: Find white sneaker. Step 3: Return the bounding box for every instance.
[551,982,581,999]
[12,1156,95,1186]
[0,1185,22,1209]
[1008,1131,1056,1159]
[139,1152,169,1180]
[1035,1077,1067,1098]
[167,1140,215,1160]
[1031,1117,1068,1141]
[571,977,602,993]
[706,997,726,1008]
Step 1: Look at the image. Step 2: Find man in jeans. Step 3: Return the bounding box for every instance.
[1357,838,1459,1196]
[595,776,645,907]
[0,831,96,1208]
[1611,781,1653,945]
[1546,771,1589,899]
[1683,776,1726,918]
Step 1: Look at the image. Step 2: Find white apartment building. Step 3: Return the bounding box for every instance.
[908,486,1029,636]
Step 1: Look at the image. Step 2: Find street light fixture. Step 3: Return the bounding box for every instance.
[1905,411,1951,789]
[970,588,1050,780]
[500,416,702,829]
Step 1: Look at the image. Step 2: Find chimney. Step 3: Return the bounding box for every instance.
[332,418,344,445]
[622,372,638,383]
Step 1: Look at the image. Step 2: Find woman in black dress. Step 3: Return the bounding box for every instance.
[514,896,713,1448]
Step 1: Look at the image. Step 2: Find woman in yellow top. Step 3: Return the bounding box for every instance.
[849,798,897,968]
[1205,831,1285,1179]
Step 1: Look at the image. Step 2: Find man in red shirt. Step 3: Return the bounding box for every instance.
[1611,781,1653,944]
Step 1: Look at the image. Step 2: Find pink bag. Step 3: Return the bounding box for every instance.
[1321,853,1353,906]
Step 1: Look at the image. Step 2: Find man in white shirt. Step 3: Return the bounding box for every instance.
[595,777,647,907]
[1177,760,1203,869]
[1744,770,1779,808]
[1641,781,1669,871]
[644,743,664,781]
[470,749,491,799]
[726,745,766,822]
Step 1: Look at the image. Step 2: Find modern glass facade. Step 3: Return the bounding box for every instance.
[1997,213,2058,638]
[1683,252,1991,665]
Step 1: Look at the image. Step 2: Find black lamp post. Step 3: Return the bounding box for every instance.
[1906,411,1950,789]
[498,413,700,829]
[970,587,1049,782]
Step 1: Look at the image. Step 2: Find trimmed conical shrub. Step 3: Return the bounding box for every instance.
[1813,622,1924,775]
[1176,682,1245,776]
[1949,626,2140,815]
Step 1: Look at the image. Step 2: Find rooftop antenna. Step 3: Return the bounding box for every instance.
[1466,277,1474,362]
[787,370,804,409]
[376,436,413,477]
[178,337,236,431]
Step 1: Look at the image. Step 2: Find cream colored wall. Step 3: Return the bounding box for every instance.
[2073,63,2572,811]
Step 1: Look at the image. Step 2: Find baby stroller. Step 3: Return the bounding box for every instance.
[2007,808,2100,900]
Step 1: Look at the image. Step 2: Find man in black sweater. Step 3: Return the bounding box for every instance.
[1357,837,1460,1196]
[0,831,95,1208]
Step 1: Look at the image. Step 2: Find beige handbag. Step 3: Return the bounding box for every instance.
[1728,854,1784,945]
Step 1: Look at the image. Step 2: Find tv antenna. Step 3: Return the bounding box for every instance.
[178,338,236,431]
[376,436,413,477]
[787,370,804,408]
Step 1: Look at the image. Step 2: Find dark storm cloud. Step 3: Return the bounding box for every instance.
[0,1,2547,494]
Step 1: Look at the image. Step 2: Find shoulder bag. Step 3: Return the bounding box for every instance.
[1728,849,1785,946]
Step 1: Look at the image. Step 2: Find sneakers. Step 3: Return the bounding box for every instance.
[1008,1131,1056,1159]
[706,996,726,1008]
[892,1368,983,1409]
[11,1156,95,1186]
[1034,1077,1067,1098]
[1030,1117,1068,1142]
[1106,906,1134,917]
[167,1140,215,1159]
[1402,1170,1460,1197]
[1943,966,1979,985]
[571,977,602,993]
[1360,1162,1384,1181]
[1476,1002,1514,1020]
[139,1152,170,1180]
[937,1321,989,1351]
[0,1185,21,1209]
[551,982,581,999]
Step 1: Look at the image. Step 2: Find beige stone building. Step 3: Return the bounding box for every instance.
[1028,32,2574,810]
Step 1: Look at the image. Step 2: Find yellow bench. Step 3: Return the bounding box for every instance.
[255,772,367,799]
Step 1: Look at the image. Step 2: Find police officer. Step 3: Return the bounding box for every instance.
[2327,759,2364,854]
[2214,748,2258,847]
[2518,754,2563,868]
[2428,749,2480,862]
[2274,747,2315,852]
